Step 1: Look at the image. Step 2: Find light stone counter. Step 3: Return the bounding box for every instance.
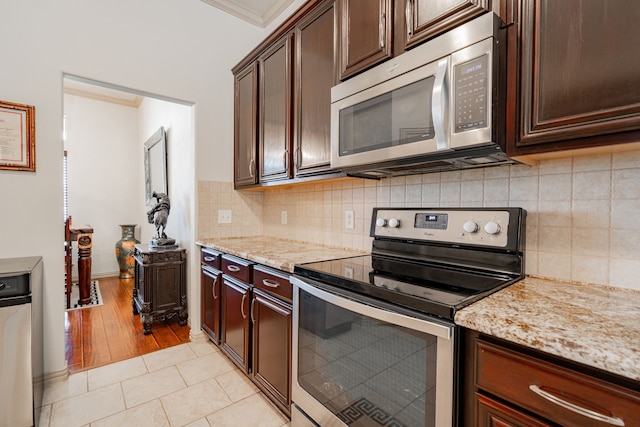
[455,276,640,381]
[196,236,368,273]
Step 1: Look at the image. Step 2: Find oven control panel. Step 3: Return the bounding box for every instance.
[372,208,511,247]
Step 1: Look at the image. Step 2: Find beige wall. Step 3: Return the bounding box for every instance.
[198,149,640,292]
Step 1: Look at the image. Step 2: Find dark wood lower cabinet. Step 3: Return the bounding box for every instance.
[200,247,292,416]
[468,330,640,427]
[221,275,251,372]
[477,393,552,427]
[251,288,292,416]
[201,266,221,344]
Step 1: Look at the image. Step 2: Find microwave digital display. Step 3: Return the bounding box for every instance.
[454,54,489,132]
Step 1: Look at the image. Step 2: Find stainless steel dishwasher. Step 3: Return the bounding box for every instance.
[0,257,43,427]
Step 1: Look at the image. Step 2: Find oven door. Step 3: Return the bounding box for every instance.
[291,275,455,427]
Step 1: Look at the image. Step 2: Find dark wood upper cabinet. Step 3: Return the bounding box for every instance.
[338,0,393,80]
[233,62,258,188]
[293,0,337,176]
[401,0,490,50]
[508,0,640,155]
[259,35,293,182]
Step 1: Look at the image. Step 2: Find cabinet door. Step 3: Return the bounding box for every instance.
[234,62,258,188]
[259,35,292,182]
[293,0,336,176]
[251,289,292,415]
[201,267,221,344]
[513,0,640,151]
[402,0,489,49]
[153,264,181,311]
[221,277,250,372]
[338,0,393,80]
[477,393,553,427]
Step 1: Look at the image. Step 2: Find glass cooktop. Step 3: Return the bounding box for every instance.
[294,254,518,321]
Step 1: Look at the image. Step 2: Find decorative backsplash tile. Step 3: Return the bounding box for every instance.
[198,149,640,291]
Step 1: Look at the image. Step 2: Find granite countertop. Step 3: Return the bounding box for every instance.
[455,276,640,382]
[195,237,639,383]
[196,236,368,273]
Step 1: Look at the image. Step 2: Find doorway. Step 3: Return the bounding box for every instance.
[62,75,195,369]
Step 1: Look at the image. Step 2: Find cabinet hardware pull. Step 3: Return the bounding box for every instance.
[529,385,625,426]
[262,279,280,288]
[241,293,247,319]
[227,265,240,272]
[250,298,256,323]
[406,0,413,37]
[249,158,255,178]
[212,280,217,299]
[204,256,216,262]
[284,149,289,171]
[294,145,301,170]
[0,282,5,291]
[379,1,386,48]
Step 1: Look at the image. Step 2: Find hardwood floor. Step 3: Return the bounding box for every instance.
[64,276,190,373]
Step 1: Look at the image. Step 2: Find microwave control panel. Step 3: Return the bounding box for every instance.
[454,54,488,132]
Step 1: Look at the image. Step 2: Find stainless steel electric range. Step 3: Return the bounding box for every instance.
[290,207,526,427]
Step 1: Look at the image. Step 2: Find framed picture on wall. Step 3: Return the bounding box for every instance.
[0,100,35,172]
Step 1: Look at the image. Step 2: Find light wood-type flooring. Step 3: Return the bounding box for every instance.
[65,276,190,373]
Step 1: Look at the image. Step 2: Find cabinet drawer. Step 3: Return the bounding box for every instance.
[476,340,640,427]
[253,265,291,303]
[221,254,253,283]
[201,248,222,270]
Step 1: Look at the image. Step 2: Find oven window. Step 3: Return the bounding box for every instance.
[298,290,438,427]
[338,77,435,156]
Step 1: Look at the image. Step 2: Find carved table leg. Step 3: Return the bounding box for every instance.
[142,314,152,335]
[76,233,93,306]
[141,302,152,335]
[132,287,139,315]
[178,310,188,326]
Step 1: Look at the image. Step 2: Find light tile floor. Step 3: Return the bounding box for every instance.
[39,340,291,427]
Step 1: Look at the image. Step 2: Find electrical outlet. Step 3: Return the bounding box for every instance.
[345,210,354,229]
[281,211,288,225]
[218,210,232,224]
[344,267,354,279]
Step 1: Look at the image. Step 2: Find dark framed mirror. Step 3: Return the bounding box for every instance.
[144,127,168,206]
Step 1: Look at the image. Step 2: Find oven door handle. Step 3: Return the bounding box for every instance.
[291,276,453,340]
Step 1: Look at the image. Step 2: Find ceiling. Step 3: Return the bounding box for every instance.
[200,0,295,27]
[64,77,144,107]
[63,1,296,103]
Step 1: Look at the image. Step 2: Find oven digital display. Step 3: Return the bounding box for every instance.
[415,213,448,230]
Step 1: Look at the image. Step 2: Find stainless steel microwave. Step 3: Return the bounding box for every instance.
[330,13,515,178]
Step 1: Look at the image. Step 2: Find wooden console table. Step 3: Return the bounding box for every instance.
[132,244,187,335]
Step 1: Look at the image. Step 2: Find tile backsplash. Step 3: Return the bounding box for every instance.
[198,150,640,291]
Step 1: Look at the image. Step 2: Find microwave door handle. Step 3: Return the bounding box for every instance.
[432,57,449,151]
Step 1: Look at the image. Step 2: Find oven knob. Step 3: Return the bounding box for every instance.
[484,221,501,234]
[376,218,387,227]
[388,218,400,228]
[463,221,478,233]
